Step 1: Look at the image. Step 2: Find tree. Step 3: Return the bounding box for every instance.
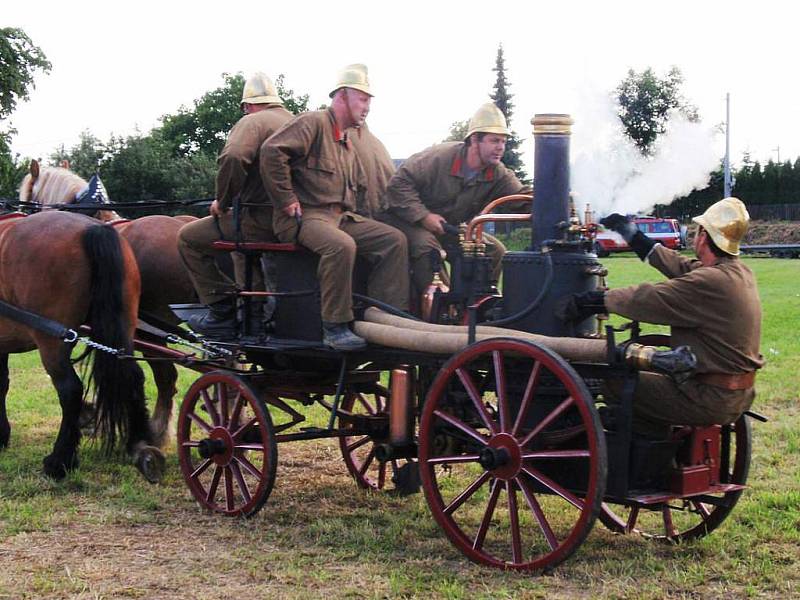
[160,72,310,159]
[616,67,698,155]
[49,131,106,178]
[490,44,528,182]
[443,119,469,142]
[0,28,51,197]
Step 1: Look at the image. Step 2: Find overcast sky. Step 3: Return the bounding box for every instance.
[5,0,798,174]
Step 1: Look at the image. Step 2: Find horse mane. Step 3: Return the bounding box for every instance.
[19,167,87,206]
[19,166,121,223]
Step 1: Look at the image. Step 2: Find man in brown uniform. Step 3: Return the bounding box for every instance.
[178,72,293,337]
[381,102,528,296]
[558,197,763,438]
[349,122,395,218]
[262,64,409,351]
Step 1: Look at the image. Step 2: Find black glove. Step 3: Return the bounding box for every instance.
[555,290,607,323]
[600,213,638,242]
[628,230,658,262]
[599,214,657,261]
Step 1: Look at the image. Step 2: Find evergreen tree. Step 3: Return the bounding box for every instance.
[490,45,528,183]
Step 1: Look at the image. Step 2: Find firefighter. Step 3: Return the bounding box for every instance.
[558,197,764,439]
[380,102,528,297]
[178,72,294,338]
[261,64,410,351]
[349,121,395,218]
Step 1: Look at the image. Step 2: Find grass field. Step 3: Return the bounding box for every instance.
[1,256,798,599]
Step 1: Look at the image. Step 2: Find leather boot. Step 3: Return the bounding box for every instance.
[187,299,237,338]
[322,322,367,351]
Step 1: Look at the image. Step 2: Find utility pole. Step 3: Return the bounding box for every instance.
[772,145,781,163]
[724,93,732,197]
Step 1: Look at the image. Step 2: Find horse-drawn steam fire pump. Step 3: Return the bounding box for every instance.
[160,114,756,571]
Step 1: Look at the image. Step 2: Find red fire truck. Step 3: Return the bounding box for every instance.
[594,216,685,257]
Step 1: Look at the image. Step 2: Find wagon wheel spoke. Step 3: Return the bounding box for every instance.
[456,368,498,434]
[377,461,386,489]
[473,478,502,551]
[345,435,371,453]
[519,396,575,448]
[492,351,511,432]
[522,449,591,460]
[229,393,245,434]
[426,454,481,465]
[234,454,263,480]
[357,447,376,476]
[512,361,542,437]
[217,383,229,427]
[224,466,235,511]
[231,416,259,441]
[692,501,712,521]
[507,481,523,563]
[624,505,640,533]
[201,389,221,426]
[189,457,213,480]
[188,411,213,434]
[433,410,488,446]
[206,465,223,504]
[230,461,252,504]
[356,393,376,415]
[444,471,492,516]
[517,476,558,551]
[521,465,585,510]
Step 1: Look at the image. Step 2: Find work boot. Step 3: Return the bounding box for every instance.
[187,299,238,339]
[322,322,367,351]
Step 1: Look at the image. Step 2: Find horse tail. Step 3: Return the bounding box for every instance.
[82,223,149,454]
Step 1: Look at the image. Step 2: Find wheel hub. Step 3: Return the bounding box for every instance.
[479,446,510,470]
[483,433,522,480]
[199,427,234,466]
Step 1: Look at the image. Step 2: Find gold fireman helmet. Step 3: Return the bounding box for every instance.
[241,72,282,106]
[465,102,510,139]
[329,63,373,98]
[692,197,750,256]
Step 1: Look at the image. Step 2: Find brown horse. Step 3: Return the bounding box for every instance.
[113,215,198,445]
[0,211,165,481]
[18,163,198,446]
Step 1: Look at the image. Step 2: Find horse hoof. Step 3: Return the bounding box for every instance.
[42,454,77,480]
[135,446,166,483]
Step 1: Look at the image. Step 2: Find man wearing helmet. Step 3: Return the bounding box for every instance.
[381,102,528,297]
[558,197,764,439]
[261,64,409,351]
[178,72,294,338]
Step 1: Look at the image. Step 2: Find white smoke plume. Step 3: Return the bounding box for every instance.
[570,88,720,219]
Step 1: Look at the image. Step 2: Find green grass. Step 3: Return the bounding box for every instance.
[1,257,799,598]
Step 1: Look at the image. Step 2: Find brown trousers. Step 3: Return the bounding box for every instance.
[378,214,506,295]
[273,206,409,323]
[610,372,755,439]
[178,207,274,306]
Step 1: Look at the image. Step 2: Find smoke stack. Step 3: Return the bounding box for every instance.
[531,114,574,248]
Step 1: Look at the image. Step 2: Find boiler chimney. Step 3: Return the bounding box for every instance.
[531,114,573,248]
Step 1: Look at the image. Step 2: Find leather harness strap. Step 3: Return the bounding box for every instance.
[695,371,756,390]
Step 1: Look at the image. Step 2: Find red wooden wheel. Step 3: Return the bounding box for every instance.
[418,338,607,571]
[339,384,418,493]
[600,414,751,541]
[177,371,277,517]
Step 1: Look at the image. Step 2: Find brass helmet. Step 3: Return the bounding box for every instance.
[692,197,750,256]
[465,102,510,139]
[241,72,282,106]
[329,63,373,98]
